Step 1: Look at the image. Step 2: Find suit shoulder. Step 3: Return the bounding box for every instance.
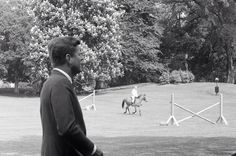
[49,74,70,84]
[43,75,71,91]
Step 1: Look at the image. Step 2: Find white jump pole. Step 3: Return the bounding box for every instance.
[166,93,179,126]
[92,90,95,105]
[216,94,228,125]
[177,102,220,124]
[80,90,96,111]
[91,90,96,111]
[79,93,93,102]
[165,93,228,126]
[175,103,215,124]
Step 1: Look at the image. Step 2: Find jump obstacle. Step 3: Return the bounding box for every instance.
[165,93,228,126]
[79,90,96,111]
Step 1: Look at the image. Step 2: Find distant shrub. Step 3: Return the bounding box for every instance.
[180,71,190,83]
[159,71,170,84]
[187,71,195,82]
[170,70,195,84]
[0,87,37,97]
[0,81,11,88]
[0,80,3,87]
[23,88,37,96]
[170,70,182,83]
[19,82,31,89]
[147,72,160,83]
[74,74,96,95]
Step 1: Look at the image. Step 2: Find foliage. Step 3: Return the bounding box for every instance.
[115,0,166,84]
[73,74,96,94]
[0,81,11,88]
[0,87,36,97]
[0,0,33,94]
[29,0,124,90]
[159,70,170,84]
[18,82,31,89]
[169,70,194,84]
[180,70,195,83]
[170,70,182,83]
[160,0,236,83]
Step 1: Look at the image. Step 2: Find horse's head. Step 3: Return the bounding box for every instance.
[140,94,148,102]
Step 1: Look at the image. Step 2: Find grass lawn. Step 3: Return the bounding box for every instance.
[0,82,236,155]
[0,136,235,156]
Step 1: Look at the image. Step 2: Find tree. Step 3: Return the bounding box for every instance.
[160,0,236,83]
[0,0,33,94]
[115,0,166,84]
[29,0,123,89]
[209,0,236,83]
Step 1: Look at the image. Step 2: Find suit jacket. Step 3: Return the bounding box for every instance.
[40,70,94,156]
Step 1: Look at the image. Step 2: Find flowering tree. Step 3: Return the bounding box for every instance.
[29,0,123,89]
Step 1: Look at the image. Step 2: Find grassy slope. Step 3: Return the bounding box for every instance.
[84,82,236,137]
[0,82,236,155]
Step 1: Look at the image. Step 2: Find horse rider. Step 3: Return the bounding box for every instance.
[131,85,138,104]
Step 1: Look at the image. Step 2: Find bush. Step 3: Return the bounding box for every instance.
[180,70,195,83]
[170,70,182,83]
[0,81,38,96]
[23,88,37,96]
[18,82,31,89]
[145,72,160,83]
[73,74,96,95]
[31,77,47,96]
[159,71,170,84]
[180,71,190,83]
[0,87,37,97]
[170,70,195,84]
[0,80,3,87]
[0,81,11,88]
[96,75,109,89]
[187,71,195,82]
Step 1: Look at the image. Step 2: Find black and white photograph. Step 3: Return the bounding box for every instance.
[0,0,236,155]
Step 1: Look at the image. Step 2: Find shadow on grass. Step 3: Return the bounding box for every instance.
[0,136,235,156]
[0,136,41,155]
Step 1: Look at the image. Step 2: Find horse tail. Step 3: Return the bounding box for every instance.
[122,100,125,108]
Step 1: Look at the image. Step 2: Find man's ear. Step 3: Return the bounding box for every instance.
[65,54,71,63]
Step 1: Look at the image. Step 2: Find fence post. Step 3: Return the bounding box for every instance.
[165,93,179,126]
[93,90,95,105]
[80,90,96,111]
[171,93,174,116]
[216,94,228,125]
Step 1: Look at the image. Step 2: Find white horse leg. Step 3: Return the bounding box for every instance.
[133,106,137,114]
[139,108,141,116]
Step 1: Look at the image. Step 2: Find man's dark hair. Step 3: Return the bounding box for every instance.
[48,36,80,67]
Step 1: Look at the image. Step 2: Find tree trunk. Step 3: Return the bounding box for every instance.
[227,59,234,83]
[14,77,19,95]
[14,72,19,95]
[226,43,235,83]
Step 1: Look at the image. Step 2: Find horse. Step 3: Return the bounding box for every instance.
[122,94,147,116]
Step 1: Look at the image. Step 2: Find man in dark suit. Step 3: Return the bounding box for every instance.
[40,37,103,156]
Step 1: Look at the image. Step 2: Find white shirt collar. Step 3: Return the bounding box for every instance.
[53,68,72,84]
